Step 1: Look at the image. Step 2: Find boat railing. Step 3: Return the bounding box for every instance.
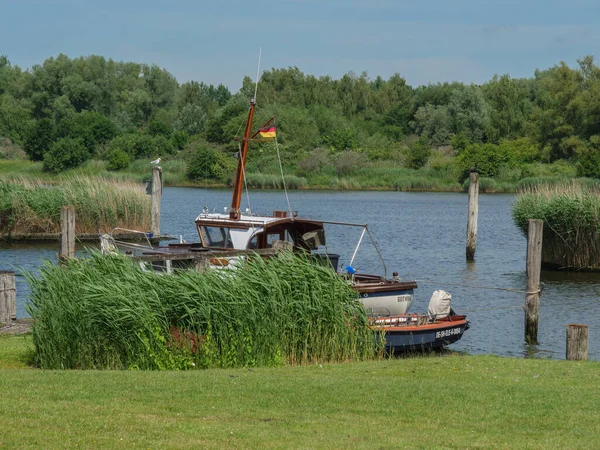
[320,221,387,278]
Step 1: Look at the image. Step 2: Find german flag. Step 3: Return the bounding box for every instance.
[258,126,276,140]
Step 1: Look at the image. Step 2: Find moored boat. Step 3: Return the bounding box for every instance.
[102,65,469,350]
[373,313,470,352]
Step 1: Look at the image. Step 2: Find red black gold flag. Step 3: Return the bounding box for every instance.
[258,126,276,140]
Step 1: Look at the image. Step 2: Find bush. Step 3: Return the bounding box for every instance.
[323,128,357,153]
[406,138,431,170]
[43,138,88,173]
[108,133,175,160]
[186,147,235,181]
[23,118,54,162]
[498,138,541,164]
[106,148,131,171]
[450,132,471,153]
[297,149,330,177]
[334,151,364,176]
[576,136,600,179]
[455,142,511,183]
[171,130,188,150]
[58,111,117,155]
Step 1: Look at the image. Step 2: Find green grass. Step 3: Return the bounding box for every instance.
[1,333,599,449]
[0,334,34,369]
[27,252,378,369]
[513,180,600,269]
[0,174,150,235]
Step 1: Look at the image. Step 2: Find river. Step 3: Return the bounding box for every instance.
[2,187,599,360]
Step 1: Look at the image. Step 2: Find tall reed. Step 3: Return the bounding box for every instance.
[0,175,150,235]
[26,252,380,370]
[512,181,600,269]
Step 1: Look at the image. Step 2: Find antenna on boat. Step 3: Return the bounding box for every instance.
[254,47,262,102]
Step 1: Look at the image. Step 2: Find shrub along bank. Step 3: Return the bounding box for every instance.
[26,252,380,370]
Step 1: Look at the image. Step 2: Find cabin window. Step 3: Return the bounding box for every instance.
[200,226,234,248]
[266,231,294,248]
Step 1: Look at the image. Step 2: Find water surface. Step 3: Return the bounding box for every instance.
[2,187,599,360]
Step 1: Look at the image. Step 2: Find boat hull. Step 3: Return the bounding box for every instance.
[353,278,418,316]
[374,315,469,352]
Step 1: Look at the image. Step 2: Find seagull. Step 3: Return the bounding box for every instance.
[150,157,161,165]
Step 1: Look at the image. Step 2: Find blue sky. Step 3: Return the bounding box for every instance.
[2,0,599,91]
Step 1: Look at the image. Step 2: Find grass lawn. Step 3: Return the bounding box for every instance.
[1,334,599,449]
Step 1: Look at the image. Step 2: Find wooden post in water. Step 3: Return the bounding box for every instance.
[151,166,162,237]
[0,271,16,324]
[566,324,588,360]
[60,205,76,260]
[525,219,543,344]
[466,171,479,261]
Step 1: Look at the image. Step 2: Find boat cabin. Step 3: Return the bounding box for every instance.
[195,210,326,252]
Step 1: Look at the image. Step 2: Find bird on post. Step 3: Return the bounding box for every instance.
[150,157,161,165]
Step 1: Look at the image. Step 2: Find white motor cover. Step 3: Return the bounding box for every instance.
[428,290,452,319]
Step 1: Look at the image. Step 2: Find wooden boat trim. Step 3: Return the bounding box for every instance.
[354,281,418,293]
[374,315,468,332]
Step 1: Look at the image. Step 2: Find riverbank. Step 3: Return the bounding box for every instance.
[0,158,579,193]
[1,334,598,448]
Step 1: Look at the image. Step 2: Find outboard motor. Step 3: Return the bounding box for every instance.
[428,290,452,319]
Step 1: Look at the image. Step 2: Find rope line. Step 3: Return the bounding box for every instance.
[459,305,526,313]
[273,118,293,217]
[240,142,252,215]
[416,279,542,295]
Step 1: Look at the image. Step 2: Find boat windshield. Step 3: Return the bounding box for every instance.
[200,226,234,249]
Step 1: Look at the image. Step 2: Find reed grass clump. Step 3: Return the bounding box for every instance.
[0,175,150,235]
[26,252,380,370]
[244,173,307,189]
[512,181,600,269]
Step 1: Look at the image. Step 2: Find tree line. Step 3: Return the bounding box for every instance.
[1,53,600,182]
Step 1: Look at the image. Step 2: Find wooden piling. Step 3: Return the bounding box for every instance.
[566,324,588,360]
[151,166,162,237]
[466,171,479,261]
[60,205,76,260]
[0,271,16,324]
[525,219,543,344]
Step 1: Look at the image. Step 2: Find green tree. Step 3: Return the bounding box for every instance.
[413,104,451,146]
[406,138,431,169]
[448,85,490,142]
[23,118,54,161]
[455,143,511,182]
[43,138,88,172]
[106,148,130,171]
[576,135,600,178]
[323,128,358,153]
[186,146,235,181]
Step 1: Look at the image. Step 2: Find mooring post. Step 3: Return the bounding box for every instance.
[0,271,16,324]
[525,219,543,344]
[566,324,588,360]
[151,166,162,237]
[466,171,479,261]
[60,205,76,260]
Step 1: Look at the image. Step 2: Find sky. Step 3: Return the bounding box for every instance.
[1,0,600,92]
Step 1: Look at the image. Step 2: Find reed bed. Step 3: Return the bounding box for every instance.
[244,172,307,189]
[26,252,380,370]
[512,180,600,269]
[0,175,150,235]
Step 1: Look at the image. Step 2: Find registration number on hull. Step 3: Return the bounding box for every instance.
[436,327,462,339]
[397,294,413,303]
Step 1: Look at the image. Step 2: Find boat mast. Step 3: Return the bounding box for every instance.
[229,99,256,220]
